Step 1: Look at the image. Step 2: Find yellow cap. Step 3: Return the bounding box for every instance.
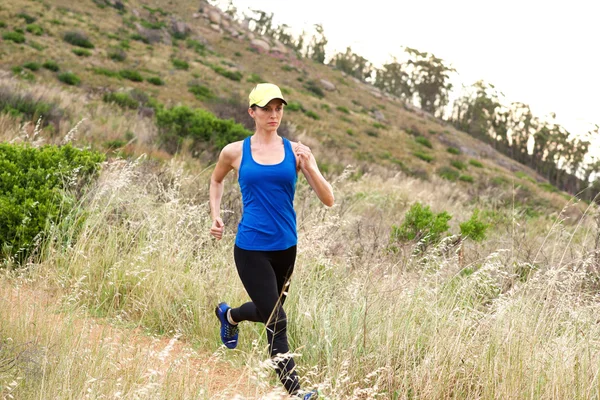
[248,83,287,107]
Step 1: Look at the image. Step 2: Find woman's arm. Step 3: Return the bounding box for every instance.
[294,142,334,207]
[209,144,236,239]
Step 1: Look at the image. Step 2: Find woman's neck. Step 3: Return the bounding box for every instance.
[252,129,280,145]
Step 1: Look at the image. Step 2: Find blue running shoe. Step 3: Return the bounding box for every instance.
[299,390,318,399]
[215,302,238,349]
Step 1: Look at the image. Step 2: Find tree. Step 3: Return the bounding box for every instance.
[306,24,327,64]
[329,47,373,81]
[374,58,412,100]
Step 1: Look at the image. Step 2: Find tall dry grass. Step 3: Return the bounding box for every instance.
[1,150,599,399]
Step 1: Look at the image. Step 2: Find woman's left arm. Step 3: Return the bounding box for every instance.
[294,142,334,207]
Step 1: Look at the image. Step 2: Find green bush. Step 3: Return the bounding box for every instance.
[3,31,26,43]
[72,48,91,57]
[469,159,483,168]
[172,58,189,70]
[146,76,164,86]
[57,72,80,86]
[346,129,354,136]
[26,24,44,36]
[459,209,488,242]
[286,102,304,112]
[210,65,242,81]
[119,69,144,82]
[304,80,325,98]
[23,62,41,71]
[413,151,434,163]
[92,67,119,78]
[304,110,320,120]
[366,130,378,137]
[0,143,104,262]
[336,105,350,114]
[459,175,474,183]
[438,166,460,181]
[188,83,214,100]
[447,147,460,155]
[415,136,433,148]
[155,105,251,153]
[108,48,127,62]
[373,122,386,129]
[186,38,206,55]
[63,31,94,48]
[247,73,262,83]
[103,92,138,109]
[42,60,60,71]
[450,160,467,170]
[0,21,6,29]
[391,202,452,248]
[0,86,64,128]
[17,12,37,24]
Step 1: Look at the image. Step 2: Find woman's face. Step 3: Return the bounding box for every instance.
[249,99,284,133]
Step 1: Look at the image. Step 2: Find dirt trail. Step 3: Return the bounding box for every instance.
[0,281,292,399]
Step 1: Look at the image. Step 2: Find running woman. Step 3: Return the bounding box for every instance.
[209,83,334,398]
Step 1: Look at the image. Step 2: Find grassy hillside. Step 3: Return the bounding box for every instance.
[2,0,600,399]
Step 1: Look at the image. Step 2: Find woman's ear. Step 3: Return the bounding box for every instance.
[248,107,254,119]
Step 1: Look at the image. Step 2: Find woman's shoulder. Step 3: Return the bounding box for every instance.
[219,140,244,162]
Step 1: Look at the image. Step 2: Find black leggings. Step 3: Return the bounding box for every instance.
[229,244,300,395]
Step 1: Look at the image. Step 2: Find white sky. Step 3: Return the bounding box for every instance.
[216,0,600,157]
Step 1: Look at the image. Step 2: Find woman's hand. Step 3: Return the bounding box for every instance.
[294,141,315,171]
[210,217,225,240]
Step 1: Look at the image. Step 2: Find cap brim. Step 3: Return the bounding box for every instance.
[254,97,288,107]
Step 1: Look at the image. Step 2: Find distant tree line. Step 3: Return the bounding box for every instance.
[237,5,600,202]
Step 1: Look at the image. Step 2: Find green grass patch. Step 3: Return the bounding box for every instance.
[103,92,138,109]
[446,147,460,155]
[58,72,80,86]
[285,102,304,112]
[23,62,41,71]
[450,160,467,170]
[63,31,94,48]
[26,24,44,36]
[366,130,379,137]
[336,105,350,114]
[140,20,166,30]
[469,159,483,168]
[72,48,91,57]
[538,182,558,193]
[107,48,127,62]
[304,80,325,98]
[209,64,242,81]
[92,67,119,78]
[188,83,214,100]
[304,110,320,120]
[172,58,189,70]
[146,76,164,86]
[42,60,60,71]
[459,175,474,183]
[415,136,433,149]
[0,21,6,29]
[119,69,144,82]
[247,73,262,83]
[17,12,37,24]
[373,122,387,129]
[3,31,26,43]
[413,151,434,163]
[438,166,460,181]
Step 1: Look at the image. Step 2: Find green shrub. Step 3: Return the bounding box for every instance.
[450,160,467,170]
[17,12,37,24]
[146,76,164,86]
[459,209,488,242]
[156,105,251,153]
[391,202,452,248]
[107,48,127,62]
[438,166,460,181]
[286,102,304,112]
[28,41,45,51]
[304,80,325,98]
[321,103,330,112]
[72,48,91,57]
[92,67,119,78]
[26,24,44,36]
[0,143,104,262]
[172,58,189,70]
[469,159,483,168]
[23,62,40,71]
[336,105,350,114]
[57,72,80,85]
[247,73,262,83]
[42,60,60,71]
[63,31,94,48]
[373,122,386,129]
[490,176,508,186]
[0,21,6,29]
[130,33,149,43]
[415,136,433,148]
[103,92,138,109]
[459,174,474,183]
[210,64,242,81]
[3,31,26,43]
[119,69,143,82]
[0,86,64,128]
[188,83,213,100]
[140,20,165,29]
[447,147,460,155]
[11,67,35,82]
[304,110,320,120]
[186,39,206,55]
[413,151,434,163]
[346,129,354,136]
[366,130,378,137]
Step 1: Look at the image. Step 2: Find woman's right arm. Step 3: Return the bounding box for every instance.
[209,144,235,240]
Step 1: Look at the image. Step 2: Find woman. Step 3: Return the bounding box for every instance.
[209,83,334,398]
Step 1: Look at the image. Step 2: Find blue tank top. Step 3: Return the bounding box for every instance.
[235,136,297,251]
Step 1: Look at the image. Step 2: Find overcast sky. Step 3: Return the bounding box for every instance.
[215,0,600,156]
